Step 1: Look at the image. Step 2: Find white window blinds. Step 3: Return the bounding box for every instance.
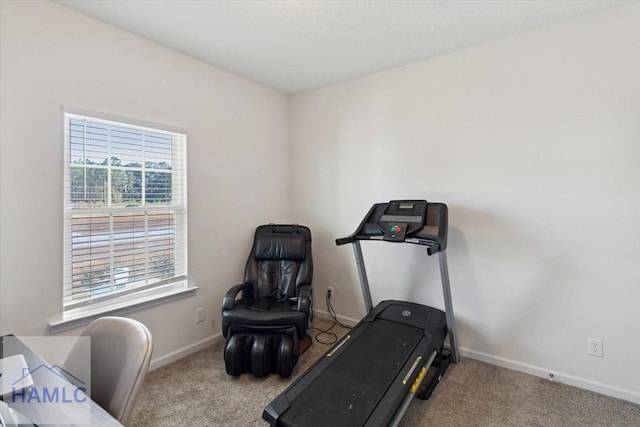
[63,112,187,309]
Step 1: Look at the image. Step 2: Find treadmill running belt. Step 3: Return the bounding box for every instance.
[279,319,423,427]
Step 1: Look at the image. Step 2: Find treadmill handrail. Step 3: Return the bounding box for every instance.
[335,203,380,247]
[335,236,354,246]
[336,235,441,254]
[334,201,447,255]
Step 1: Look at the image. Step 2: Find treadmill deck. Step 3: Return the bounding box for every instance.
[265,301,447,427]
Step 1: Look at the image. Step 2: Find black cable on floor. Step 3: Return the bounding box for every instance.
[308,290,352,345]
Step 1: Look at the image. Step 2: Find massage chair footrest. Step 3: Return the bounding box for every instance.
[224,331,299,378]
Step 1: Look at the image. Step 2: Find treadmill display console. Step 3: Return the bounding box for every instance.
[379,200,427,242]
[334,199,447,253]
[384,223,407,241]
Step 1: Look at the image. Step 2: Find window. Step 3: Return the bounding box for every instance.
[63,111,187,310]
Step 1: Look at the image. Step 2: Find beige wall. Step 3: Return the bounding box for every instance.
[290,4,640,402]
[0,1,291,363]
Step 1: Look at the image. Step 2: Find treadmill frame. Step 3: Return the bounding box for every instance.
[263,200,459,426]
[351,239,459,363]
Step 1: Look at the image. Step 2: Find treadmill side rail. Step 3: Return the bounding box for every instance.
[262,395,290,425]
[388,350,437,427]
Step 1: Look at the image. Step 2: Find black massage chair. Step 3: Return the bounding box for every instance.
[221,224,313,377]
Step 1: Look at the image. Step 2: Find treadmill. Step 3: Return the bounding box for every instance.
[263,200,459,426]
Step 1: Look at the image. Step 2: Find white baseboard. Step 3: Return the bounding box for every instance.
[149,312,354,371]
[149,333,223,371]
[313,309,359,327]
[460,347,640,405]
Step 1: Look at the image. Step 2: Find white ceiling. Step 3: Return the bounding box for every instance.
[54,0,624,94]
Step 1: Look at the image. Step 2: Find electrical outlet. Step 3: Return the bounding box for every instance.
[195,307,205,323]
[327,286,335,299]
[588,337,603,357]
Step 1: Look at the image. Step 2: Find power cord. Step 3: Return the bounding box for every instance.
[308,289,352,345]
[326,290,352,330]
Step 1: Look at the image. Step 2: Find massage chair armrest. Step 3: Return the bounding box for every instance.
[223,283,253,311]
[297,285,312,315]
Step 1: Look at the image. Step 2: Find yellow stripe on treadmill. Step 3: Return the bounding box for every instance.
[410,367,427,393]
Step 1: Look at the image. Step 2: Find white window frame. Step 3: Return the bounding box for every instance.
[62,108,188,312]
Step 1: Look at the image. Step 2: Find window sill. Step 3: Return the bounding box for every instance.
[48,282,197,334]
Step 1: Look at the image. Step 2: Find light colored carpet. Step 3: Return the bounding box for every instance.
[131,319,640,426]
